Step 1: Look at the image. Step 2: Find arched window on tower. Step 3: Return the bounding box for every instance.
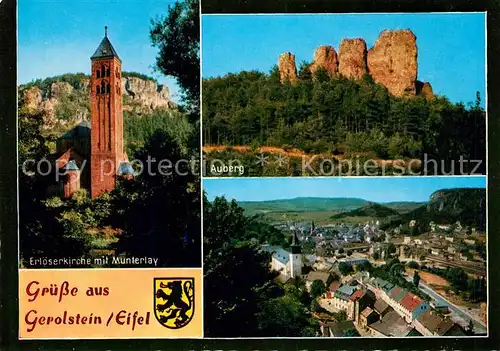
[101,65,105,76]
[107,84,111,94]
[96,85,100,94]
[96,69,101,78]
[101,81,105,94]
[106,68,110,77]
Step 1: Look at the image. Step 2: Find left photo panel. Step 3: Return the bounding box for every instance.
[18,0,202,339]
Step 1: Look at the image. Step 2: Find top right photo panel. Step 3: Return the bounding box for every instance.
[201,13,486,177]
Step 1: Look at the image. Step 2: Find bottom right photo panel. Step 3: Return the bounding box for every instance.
[203,177,487,338]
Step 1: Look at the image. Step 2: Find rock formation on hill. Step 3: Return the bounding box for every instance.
[338,38,368,80]
[309,45,338,77]
[279,29,432,99]
[121,77,172,111]
[367,29,418,97]
[278,52,298,83]
[416,80,434,99]
[19,75,175,131]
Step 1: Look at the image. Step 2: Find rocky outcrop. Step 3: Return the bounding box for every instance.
[278,52,297,83]
[49,82,73,99]
[310,46,338,77]
[21,86,42,111]
[79,78,90,93]
[338,38,368,80]
[20,75,174,117]
[277,29,433,99]
[416,80,434,99]
[19,74,175,133]
[367,29,418,97]
[122,77,172,111]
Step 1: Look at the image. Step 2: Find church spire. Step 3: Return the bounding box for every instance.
[91,26,120,61]
[290,230,301,254]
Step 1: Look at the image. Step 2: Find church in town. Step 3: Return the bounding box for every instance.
[262,230,304,282]
[55,27,134,199]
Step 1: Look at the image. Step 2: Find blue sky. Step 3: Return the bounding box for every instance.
[204,177,486,203]
[202,13,486,106]
[19,0,180,102]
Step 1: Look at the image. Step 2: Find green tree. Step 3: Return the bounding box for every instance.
[116,130,201,267]
[150,0,200,115]
[338,262,354,276]
[389,262,405,278]
[346,250,353,257]
[310,279,327,299]
[355,260,373,272]
[388,243,397,255]
[413,270,421,287]
[335,310,347,322]
[257,294,319,337]
[407,261,420,269]
[373,252,380,260]
[19,109,92,266]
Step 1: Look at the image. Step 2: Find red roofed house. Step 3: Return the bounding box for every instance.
[398,292,429,323]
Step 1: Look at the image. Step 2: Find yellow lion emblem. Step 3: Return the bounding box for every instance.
[153,278,194,329]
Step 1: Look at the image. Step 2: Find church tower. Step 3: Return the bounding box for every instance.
[90,27,124,198]
[289,230,302,278]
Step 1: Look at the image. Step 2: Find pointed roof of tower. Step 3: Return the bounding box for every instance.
[91,26,120,61]
[64,160,80,171]
[291,230,301,246]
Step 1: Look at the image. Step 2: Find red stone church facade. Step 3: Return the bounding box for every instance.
[55,28,133,199]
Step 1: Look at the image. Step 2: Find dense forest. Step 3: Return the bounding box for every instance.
[203,66,485,174]
[124,108,193,156]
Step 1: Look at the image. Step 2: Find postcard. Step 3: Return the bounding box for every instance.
[1,0,493,346]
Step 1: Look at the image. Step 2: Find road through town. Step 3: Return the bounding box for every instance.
[404,274,487,334]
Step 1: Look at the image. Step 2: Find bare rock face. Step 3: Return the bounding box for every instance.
[21,86,42,111]
[367,29,418,97]
[310,46,338,77]
[50,82,74,100]
[19,74,174,133]
[121,77,172,111]
[338,38,368,80]
[79,78,90,93]
[416,80,434,99]
[156,85,173,109]
[278,52,298,83]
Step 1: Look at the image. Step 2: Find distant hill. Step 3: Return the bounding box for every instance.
[239,197,369,215]
[382,188,486,231]
[239,197,423,217]
[330,202,399,220]
[238,190,485,230]
[18,73,190,157]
